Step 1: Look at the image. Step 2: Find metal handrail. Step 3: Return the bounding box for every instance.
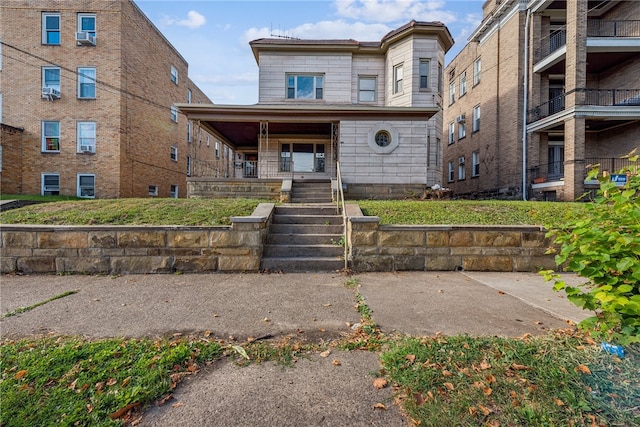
[336,162,348,271]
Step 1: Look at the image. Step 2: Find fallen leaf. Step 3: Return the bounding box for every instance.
[86,404,93,413]
[320,350,331,358]
[332,359,341,366]
[121,376,131,387]
[554,398,565,406]
[322,303,332,307]
[406,354,416,364]
[158,394,173,406]
[487,420,500,427]
[480,361,492,370]
[478,404,491,416]
[443,382,455,391]
[483,387,493,396]
[373,378,388,389]
[68,378,78,390]
[106,378,117,386]
[442,370,453,377]
[472,381,484,389]
[204,330,212,337]
[498,290,505,295]
[109,402,140,420]
[511,363,533,371]
[171,402,184,408]
[414,392,425,406]
[213,314,220,318]
[95,382,105,391]
[575,364,591,375]
[14,370,27,380]
[427,391,434,400]
[373,403,387,410]
[468,406,478,416]
[486,374,496,383]
[509,391,518,398]
[263,317,270,322]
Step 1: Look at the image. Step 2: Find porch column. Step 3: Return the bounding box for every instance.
[331,122,340,178]
[563,117,586,201]
[259,121,268,178]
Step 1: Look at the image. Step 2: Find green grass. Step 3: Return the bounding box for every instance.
[380,333,640,426]
[358,200,590,226]
[0,194,83,201]
[1,336,223,426]
[0,198,266,226]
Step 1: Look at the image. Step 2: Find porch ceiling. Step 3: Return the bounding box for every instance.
[175,103,439,149]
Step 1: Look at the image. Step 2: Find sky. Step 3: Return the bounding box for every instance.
[135,0,486,105]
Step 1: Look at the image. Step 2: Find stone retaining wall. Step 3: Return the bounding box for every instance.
[1,204,275,274]
[187,178,283,200]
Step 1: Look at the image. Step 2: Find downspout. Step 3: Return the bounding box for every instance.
[522,7,531,201]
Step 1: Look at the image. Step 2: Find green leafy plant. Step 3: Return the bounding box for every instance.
[542,151,640,345]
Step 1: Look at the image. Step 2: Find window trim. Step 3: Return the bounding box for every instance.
[170,145,178,161]
[473,58,482,86]
[459,71,467,97]
[171,65,178,84]
[458,157,466,181]
[42,12,61,45]
[149,185,158,197]
[42,120,60,152]
[77,67,96,99]
[358,76,377,103]
[447,161,455,183]
[393,63,403,95]
[42,66,61,91]
[77,13,96,37]
[286,74,324,100]
[473,104,481,132]
[170,185,178,198]
[448,122,455,145]
[42,173,60,195]
[419,59,430,90]
[77,121,96,153]
[77,174,96,198]
[449,81,456,105]
[170,105,178,123]
[472,151,480,177]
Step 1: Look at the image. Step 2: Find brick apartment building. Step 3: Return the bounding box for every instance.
[444,0,640,201]
[0,0,232,198]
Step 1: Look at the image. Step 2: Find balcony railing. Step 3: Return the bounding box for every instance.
[585,157,640,176]
[527,88,640,123]
[529,161,564,183]
[530,157,639,183]
[534,30,566,63]
[587,19,640,37]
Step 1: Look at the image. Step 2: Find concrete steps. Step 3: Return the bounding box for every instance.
[290,180,333,204]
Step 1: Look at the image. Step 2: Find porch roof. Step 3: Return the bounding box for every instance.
[175,103,439,149]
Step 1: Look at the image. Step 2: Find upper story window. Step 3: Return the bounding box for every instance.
[186,156,192,176]
[77,121,96,153]
[449,82,455,105]
[171,65,178,84]
[42,121,60,152]
[286,74,323,99]
[458,157,466,180]
[459,71,467,96]
[170,106,178,122]
[458,120,466,139]
[170,146,178,161]
[438,63,443,95]
[215,141,220,158]
[448,122,455,145]
[473,104,481,132]
[472,151,480,177]
[358,76,376,102]
[448,161,454,182]
[393,64,403,94]
[43,66,61,92]
[187,89,192,103]
[78,14,96,37]
[78,67,96,99]
[473,58,482,86]
[187,122,191,142]
[419,59,430,89]
[42,13,60,45]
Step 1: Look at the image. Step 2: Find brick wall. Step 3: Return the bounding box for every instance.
[0,125,24,194]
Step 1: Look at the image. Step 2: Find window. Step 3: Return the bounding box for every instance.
[170,146,178,161]
[393,64,403,94]
[458,157,466,180]
[170,106,178,122]
[78,67,96,99]
[215,141,220,158]
[448,161,454,183]
[77,13,96,37]
[472,152,480,177]
[42,13,60,45]
[358,76,376,102]
[435,138,441,167]
[187,122,191,142]
[419,59,430,89]
[42,173,60,195]
[448,122,455,145]
[42,121,60,152]
[286,74,323,99]
[0,145,2,172]
[171,65,178,84]
[459,71,467,96]
[206,135,210,146]
[77,174,95,198]
[449,82,455,105]
[473,104,481,132]
[458,121,466,140]
[170,185,178,198]
[438,63,443,94]
[43,66,61,91]
[187,89,192,103]
[473,58,482,85]
[186,156,191,176]
[77,122,96,153]
[375,130,391,147]
[149,185,158,196]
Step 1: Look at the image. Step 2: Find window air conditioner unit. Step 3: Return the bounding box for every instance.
[456,114,466,123]
[43,186,60,192]
[42,87,61,99]
[75,31,95,45]
[459,157,465,165]
[80,145,95,153]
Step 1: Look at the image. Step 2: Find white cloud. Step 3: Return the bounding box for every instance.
[177,10,206,29]
[332,0,456,24]
[242,20,392,44]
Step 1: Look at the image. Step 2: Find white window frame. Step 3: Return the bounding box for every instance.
[149,185,158,196]
[458,157,466,180]
[170,106,178,123]
[77,67,96,99]
[448,122,455,145]
[42,66,61,91]
[77,174,95,198]
[206,135,210,146]
[449,82,455,105]
[42,13,61,45]
[170,185,178,198]
[286,74,324,100]
[358,76,376,103]
[186,156,192,176]
[42,121,60,152]
[473,104,481,132]
[447,161,454,183]
[187,122,191,142]
[77,13,96,38]
[458,121,466,140]
[215,141,220,158]
[459,71,467,96]
[472,151,480,177]
[170,145,178,161]
[473,58,482,85]
[42,173,60,195]
[187,89,192,103]
[419,59,430,89]
[438,63,443,94]
[77,121,96,153]
[393,64,403,94]
[171,65,178,84]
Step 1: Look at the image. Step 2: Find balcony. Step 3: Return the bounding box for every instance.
[529,157,637,184]
[529,161,564,183]
[527,88,640,124]
[587,19,640,38]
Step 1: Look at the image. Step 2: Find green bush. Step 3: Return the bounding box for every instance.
[543,152,640,345]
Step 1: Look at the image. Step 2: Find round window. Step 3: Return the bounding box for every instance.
[375,130,391,147]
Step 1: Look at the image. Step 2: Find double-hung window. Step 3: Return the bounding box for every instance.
[43,66,61,92]
[186,156,192,176]
[447,161,454,183]
[149,185,158,196]
[77,174,95,198]
[77,13,96,38]
[393,64,403,94]
[286,74,323,99]
[215,141,220,158]
[170,185,178,198]
[77,122,96,153]
[187,122,191,142]
[437,63,443,94]
[78,67,96,99]
[472,152,480,177]
[448,122,455,145]
[42,121,60,152]
[358,76,376,102]
[170,146,178,161]
[170,106,178,122]
[171,66,178,84]
[449,82,455,105]
[473,104,481,132]
[473,58,482,85]
[42,173,60,195]
[458,157,466,180]
[459,72,467,96]
[187,89,192,103]
[458,121,466,140]
[42,13,60,45]
[419,59,430,89]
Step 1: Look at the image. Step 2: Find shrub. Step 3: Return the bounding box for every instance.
[542,152,640,345]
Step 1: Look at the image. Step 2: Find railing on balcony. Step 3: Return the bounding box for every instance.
[529,161,564,183]
[527,88,640,123]
[585,157,640,177]
[243,160,258,178]
[587,19,640,37]
[530,157,639,183]
[534,30,566,63]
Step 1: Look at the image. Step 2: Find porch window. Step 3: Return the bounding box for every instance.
[286,74,323,99]
[280,143,326,173]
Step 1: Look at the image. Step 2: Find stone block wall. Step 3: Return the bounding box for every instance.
[1,204,274,274]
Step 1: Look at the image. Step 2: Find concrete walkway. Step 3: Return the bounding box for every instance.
[0,271,592,426]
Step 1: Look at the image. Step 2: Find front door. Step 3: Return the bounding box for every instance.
[281,143,326,174]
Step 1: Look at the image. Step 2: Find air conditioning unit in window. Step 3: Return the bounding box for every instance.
[42,87,61,99]
[75,31,95,46]
[80,145,95,153]
[43,186,60,192]
[456,114,466,123]
[459,157,465,165]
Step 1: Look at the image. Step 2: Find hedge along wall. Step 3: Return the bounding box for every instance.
[346,205,557,273]
[0,204,275,275]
